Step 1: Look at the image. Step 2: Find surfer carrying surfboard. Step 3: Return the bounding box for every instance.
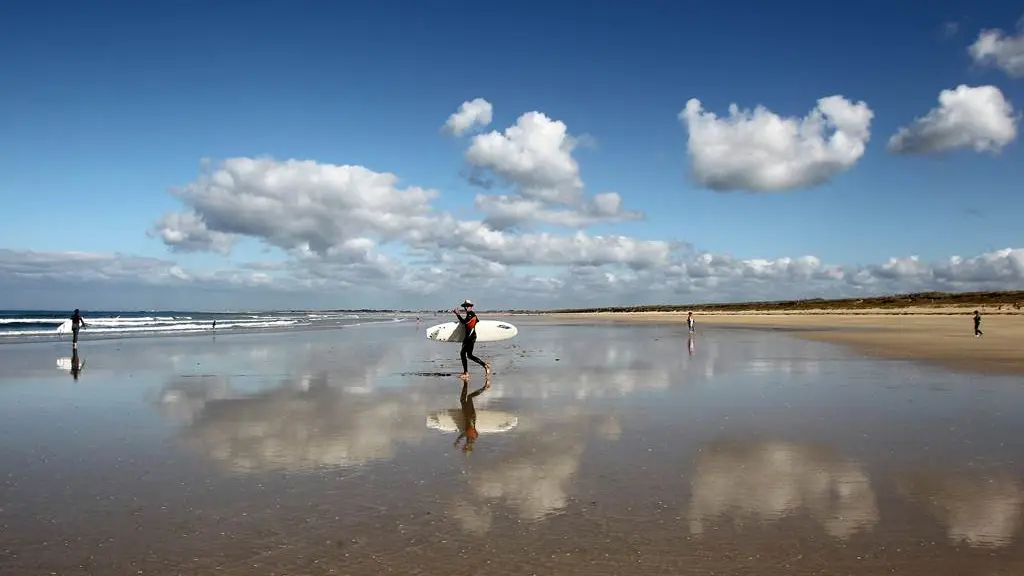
[452,299,491,379]
[70,309,87,347]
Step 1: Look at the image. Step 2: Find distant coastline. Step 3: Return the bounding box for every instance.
[536,290,1024,376]
[531,290,1024,316]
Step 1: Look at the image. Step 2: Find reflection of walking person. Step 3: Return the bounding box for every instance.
[70,308,87,349]
[454,377,491,453]
[973,310,983,337]
[453,299,491,380]
[70,347,84,380]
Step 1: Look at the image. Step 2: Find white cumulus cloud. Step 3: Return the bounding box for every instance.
[678,95,873,192]
[4,97,1021,311]
[968,18,1024,78]
[151,157,439,257]
[146,153,668,304]
[443,97,494,136]
[466,111,586,205]
[3,244,1024,310]
[474,192,643,230]
[150,211,235,255]
[462,108,642,228]
[887,85,1019,155]
[150,104,653,279]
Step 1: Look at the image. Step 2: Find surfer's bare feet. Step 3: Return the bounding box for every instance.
[459,372,470,380]
[484,364,492,376]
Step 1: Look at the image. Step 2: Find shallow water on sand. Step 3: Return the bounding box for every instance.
[1,319,1023,574]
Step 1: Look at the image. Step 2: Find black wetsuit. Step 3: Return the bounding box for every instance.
[71,311,84,344]
[974,314,983,336]
[457,310,487,373]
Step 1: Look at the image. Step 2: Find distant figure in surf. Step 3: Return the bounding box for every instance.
[70,309,87,348]
[973,310,983,337]
[452,299,491,380]
[454,377,491,452]
[211,320,217,330]
[687,311,695,333]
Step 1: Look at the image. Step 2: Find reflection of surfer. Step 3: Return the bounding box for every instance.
[70,348,84,380]
[453,299,491,380]
[70,308,87,348]
[454,378,491,452]
[688,334,695,356]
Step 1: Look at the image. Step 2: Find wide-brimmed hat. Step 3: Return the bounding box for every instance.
[461,299,474,308]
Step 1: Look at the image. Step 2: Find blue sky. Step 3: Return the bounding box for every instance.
[1,0,1022,310]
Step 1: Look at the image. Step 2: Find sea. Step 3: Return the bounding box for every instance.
[0,309,424,344]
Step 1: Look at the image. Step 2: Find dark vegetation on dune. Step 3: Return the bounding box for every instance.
[503,290,1024,315]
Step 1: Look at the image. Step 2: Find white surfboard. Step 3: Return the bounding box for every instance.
[56,319,72,335]
[426,409,519,434]
[56,357,84,371]
[425,320,518,343]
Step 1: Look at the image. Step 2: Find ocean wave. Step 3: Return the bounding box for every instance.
[0,315,195,325]
[0,312,410,342]
[0,313,356,326]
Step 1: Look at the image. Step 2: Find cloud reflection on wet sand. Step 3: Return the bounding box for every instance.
[445,411,622,534]
[180,374,433,473]
[3,321,1024,574]
[897,470,1024,548]
[686,440,879,539]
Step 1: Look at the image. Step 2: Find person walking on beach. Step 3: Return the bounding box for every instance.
[973,310,983,337]
[453,299,491,380]
[687,311,695,333]
[70,309,87,348]
[454,377,491,453]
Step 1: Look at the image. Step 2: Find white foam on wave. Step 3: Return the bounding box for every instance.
[4,319,300,337]
[1,314,406,339]
[1,315,200,326]
[2,312,367,327]
[0,318,68,324]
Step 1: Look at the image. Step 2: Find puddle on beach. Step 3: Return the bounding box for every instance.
[1,320,1023,574]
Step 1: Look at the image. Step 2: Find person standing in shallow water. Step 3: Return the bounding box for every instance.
[452,299,491,380]
[70,309,87,348]
[973,310,983,337]
[687,311,695,333]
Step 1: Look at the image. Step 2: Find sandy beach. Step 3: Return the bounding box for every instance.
[550,309,1024,375]
[1,318,1023,574]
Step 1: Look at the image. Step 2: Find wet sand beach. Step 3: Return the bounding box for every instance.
[1,318,1024,574]
[551,310,1024,375]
